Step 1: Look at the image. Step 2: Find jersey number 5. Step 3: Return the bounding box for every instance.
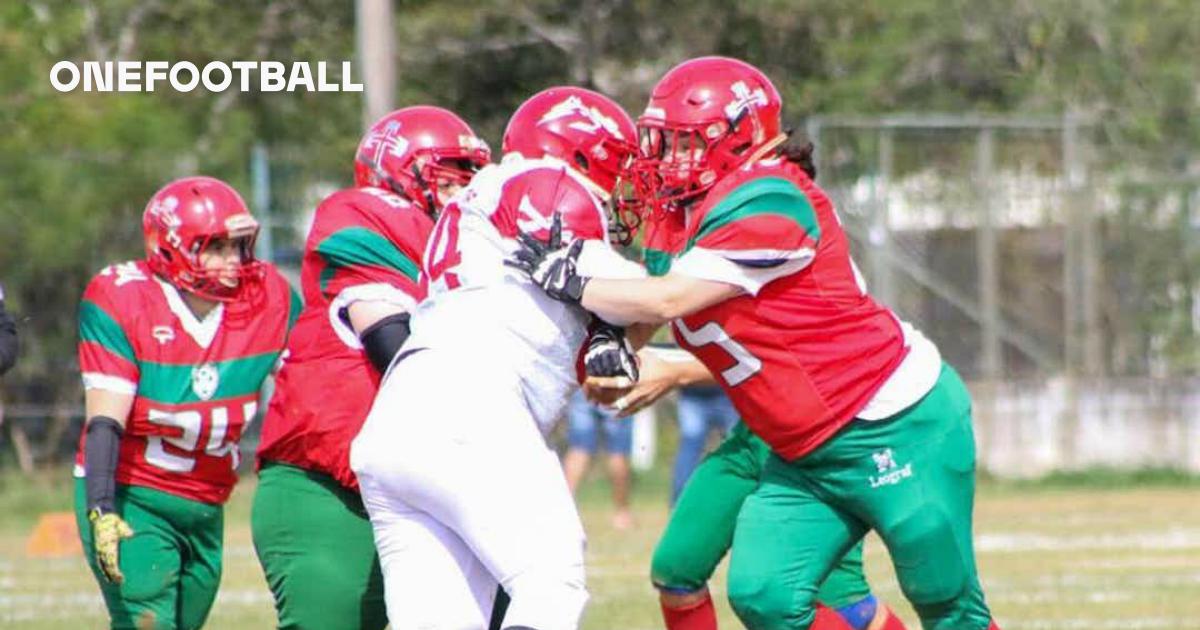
[674,319,762,386]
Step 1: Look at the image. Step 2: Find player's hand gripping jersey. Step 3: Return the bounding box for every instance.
[258,187,431,491]
[406,154,644,432]
[77,260,300,504]
[652,159,942,461]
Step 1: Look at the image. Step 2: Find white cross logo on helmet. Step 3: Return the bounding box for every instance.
[149,196,182,229]
[725,81,768,121]
[368,121,410,165]
[148,195,185,250]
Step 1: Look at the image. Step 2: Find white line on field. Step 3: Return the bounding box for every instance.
[1007,619,1177,629]
[976,528,1200,552]
[0,588,272,613]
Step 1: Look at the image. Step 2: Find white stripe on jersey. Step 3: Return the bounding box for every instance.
[82,372,138,395]
[328,282,418,349]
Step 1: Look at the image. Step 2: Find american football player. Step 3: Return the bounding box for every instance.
[350,87,644,630]
[75,176,300,629]
[595,98,913,630]
[593,350,911,630]
[512,57,1001,630]
[253,106,492,630]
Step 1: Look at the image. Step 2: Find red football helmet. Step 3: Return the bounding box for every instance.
[502,87,640,244]
[142,176,264,302]
[630,56,786,213]
[354,106,491,216]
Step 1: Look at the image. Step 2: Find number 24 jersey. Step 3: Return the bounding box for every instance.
[76,259,300,504]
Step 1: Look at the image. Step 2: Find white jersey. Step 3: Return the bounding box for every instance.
[405,154,644,432]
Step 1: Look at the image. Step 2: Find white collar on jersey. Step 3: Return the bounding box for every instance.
[155,277,224,349]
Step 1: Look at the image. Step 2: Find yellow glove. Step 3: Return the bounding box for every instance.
[88,509,133,584]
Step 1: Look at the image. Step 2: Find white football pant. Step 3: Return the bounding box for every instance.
[352,348,588,630]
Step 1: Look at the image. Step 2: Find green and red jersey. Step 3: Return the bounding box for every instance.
[76,259,300,504]
[257,187,431,491]
[643,159,929,461]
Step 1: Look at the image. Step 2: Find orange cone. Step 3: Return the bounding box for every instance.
[26,512,82,558]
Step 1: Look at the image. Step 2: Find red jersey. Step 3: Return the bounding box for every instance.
[648,160,910,460]
[76,259,300,504]
[257,187,430,491]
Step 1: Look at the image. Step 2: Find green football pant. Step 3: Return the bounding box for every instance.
[728,364,993,630]
[651,422,870,609]
[251,462,387,630]
[73,479,223,630]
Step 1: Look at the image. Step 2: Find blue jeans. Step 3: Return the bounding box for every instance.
[671,385,740,504]
[565,390,632,455]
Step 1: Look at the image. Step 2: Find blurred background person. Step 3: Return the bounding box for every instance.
[0,282,16,376]
[671,380,739,506]
[632,345,741,507]
[562,389,635,530]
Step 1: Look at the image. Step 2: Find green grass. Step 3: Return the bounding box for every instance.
[2,465,1199,628]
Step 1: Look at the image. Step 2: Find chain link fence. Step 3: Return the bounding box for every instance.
[808,114,1200,474]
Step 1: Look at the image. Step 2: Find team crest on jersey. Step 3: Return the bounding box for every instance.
[191,362,220,401]
[152,325,175,345]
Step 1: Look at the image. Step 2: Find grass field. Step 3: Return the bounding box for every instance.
[1,466,1198,629]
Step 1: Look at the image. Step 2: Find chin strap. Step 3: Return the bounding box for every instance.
[742,132,789,170]
[357,156,418,208]
[410,164,439,218]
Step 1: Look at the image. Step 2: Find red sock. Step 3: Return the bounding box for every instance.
[661,592,717,630]
[877,607,909,630]
[987,621,1001,630]
[812,604,855,630]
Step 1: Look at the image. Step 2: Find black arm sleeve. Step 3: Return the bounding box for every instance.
[84,416,124,513]
[359,312,412,375]
[0,299,17,376]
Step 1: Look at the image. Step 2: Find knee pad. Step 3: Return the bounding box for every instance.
[728,568,819,629]
[883,509,968,606]
[650,540,714,594]
[834,594,878,630]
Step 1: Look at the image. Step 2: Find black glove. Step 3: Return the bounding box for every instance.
[506,213,590,304]
[584,320,639,383]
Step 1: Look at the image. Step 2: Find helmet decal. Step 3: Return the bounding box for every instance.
[724,81,769,121]
[538,95,629,141]
[147,195,184,250]
[142,176,264,303]
[504,87,639,245]
[629,57,784,215]
[353,106,490,217]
